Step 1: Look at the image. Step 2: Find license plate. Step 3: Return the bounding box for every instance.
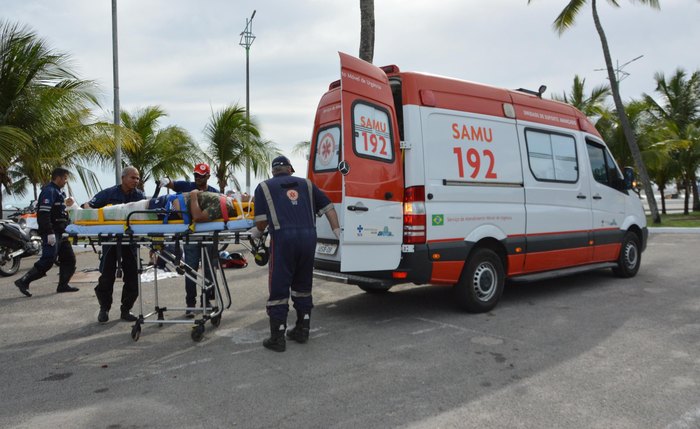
[315,242,337,255]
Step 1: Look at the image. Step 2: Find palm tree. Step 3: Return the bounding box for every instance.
[0,20,102,210]
[359,0,375,63]
[203,104,278,193]
[552,75,610,119]
[94,106,202,191]
[643,69,700,211]
[528,0,662,223]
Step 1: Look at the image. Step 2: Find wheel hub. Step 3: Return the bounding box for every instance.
[472,263,497,301]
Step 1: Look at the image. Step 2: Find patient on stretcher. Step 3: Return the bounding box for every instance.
[67,190,252,223]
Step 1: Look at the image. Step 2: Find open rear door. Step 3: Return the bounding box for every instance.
[338,52,403,272]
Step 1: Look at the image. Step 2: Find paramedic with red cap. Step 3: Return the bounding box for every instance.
[251,155,340,352]
[158,163,219,316]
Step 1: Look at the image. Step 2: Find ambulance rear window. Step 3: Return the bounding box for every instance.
[525,129,578,183]
[313,125,341,173]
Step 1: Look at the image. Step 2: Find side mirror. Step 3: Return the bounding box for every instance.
[623,167,635,190]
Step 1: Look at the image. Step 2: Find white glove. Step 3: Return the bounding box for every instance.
[159,177,170,187]
[47,234,56,246]
[248,226,263,239]
[333,228,341,240]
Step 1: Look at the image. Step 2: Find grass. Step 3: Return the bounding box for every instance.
[646,212,700,228]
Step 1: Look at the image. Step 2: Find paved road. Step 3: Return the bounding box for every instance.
[1,233,699,428]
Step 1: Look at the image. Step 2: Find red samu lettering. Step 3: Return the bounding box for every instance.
[361,116,387,133]
[451,123,493,142]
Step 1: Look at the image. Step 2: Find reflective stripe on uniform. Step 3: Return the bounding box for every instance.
[291,290,311,298]
[266,298,289,307]
[259,182,281,230]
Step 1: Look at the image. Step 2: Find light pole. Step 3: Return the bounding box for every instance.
[112,0,122,183]
[240,10,256,194]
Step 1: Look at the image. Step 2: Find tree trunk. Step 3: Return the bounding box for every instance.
[660,189,666,214]
[591,0,661,224]
[359,0,375,63]
[693,179,699,211]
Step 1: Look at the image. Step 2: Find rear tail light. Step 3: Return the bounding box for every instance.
[403,186,426,244]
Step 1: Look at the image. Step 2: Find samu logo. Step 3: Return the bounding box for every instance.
[286,189,299,205]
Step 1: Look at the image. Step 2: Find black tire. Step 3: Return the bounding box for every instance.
[358,284,392,294]
[454,248,505,313]
[211,315,221,327]
[612,232,641,278]
[191,325,205,342]
[0,248,21,276]
[131,325,141,342]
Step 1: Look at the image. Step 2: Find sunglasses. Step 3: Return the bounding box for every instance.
[194,173,209,179]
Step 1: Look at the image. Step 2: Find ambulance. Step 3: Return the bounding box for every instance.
[308,53,648,312]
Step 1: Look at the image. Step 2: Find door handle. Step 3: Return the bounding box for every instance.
[347,205,369,212]
[577,194,587,199]
[592,194,602,200]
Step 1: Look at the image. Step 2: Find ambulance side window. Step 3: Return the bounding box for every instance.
[586,140,623,189]
[525,129,578,183]
[313,125,341,173]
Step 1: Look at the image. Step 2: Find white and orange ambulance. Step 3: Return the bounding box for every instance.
[308,53,648,312]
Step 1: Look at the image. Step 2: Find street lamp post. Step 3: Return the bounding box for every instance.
[240,10,256,194]
[112,0,122,183]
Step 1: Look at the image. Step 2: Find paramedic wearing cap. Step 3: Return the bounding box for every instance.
[251,155,340,352]
[158,163,219,316]
[83,166,146,324]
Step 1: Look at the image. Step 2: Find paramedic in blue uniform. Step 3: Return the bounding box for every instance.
[251,156,340,352]
[14,167,79,297]
[158,162,219,317]
[82,166,146,324]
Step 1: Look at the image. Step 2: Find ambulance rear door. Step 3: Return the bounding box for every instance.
[338,52,404,272]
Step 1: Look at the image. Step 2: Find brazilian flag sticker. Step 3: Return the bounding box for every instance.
[432,214,444,226]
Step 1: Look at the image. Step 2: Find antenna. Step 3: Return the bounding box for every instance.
[595,55,644,82]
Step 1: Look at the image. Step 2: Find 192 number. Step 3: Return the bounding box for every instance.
[453,147,497,179]
[361,132,388,156]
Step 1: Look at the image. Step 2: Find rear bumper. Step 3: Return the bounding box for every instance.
[313,244,434,286]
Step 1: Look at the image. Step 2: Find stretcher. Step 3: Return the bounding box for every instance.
[64,202,255,342]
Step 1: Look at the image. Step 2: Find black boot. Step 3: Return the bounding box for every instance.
[287,312,310,344]
[14,267,43,297]
[263,318,286,352]
[57,268,79,293]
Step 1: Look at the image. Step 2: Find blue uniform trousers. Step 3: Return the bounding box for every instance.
[266,227,316,321]
[33,235,76,280]
[95,245,139,312]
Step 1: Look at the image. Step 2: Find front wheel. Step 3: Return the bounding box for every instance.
[454,248,505,313]
[0,247,21,276]
[612,232,641,278]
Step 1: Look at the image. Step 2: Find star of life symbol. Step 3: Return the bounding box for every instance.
[356,224,363,236]
[318,133,335,166]
[287,189,299,205]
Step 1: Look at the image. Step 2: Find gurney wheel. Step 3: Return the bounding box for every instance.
[191,325,205,342]
[211,315,221,327]
[131,324,141,342]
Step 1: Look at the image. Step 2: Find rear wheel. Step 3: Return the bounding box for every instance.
[0,246,20,276]
[455,248,504,313]
[612,232,641,278]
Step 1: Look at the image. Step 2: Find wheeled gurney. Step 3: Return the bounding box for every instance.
[64,201,255,342]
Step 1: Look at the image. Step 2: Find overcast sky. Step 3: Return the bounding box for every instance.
[4,0,699,204]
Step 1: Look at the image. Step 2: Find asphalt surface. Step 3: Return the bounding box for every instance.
[1,232,699,429]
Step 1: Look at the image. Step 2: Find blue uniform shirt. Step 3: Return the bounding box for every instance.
[87,185,146,208]
[172,181,219,194]
[253,173,332,232]
[37,182,70,235]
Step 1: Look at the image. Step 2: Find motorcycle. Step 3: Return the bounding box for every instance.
[0,219,42,276]
[6,202,38,235]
